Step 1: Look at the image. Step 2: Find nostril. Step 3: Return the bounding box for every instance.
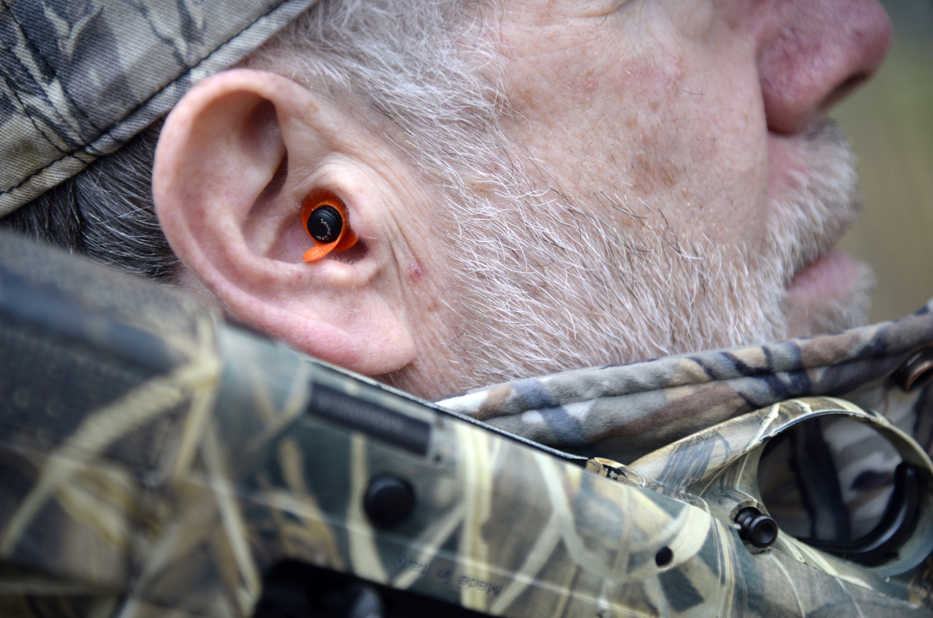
[758,0,891,135]
[821,71,870,111]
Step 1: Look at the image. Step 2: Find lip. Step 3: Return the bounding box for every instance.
[786,248,863,300]
[782,210,858,290]
[766,120,863,290]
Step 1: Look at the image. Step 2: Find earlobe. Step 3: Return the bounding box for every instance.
[152,69,416,375]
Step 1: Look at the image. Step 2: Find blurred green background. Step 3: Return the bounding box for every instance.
[837,0,933,322]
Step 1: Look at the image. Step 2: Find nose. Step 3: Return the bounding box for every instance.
[757,0,891,134]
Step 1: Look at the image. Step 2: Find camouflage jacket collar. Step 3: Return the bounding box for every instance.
[439,299,933,463]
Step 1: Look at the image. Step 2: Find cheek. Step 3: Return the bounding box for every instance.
[594,58,765,237]
[501,28,768,246]
[620,59,767,242]
[512,51,696,183]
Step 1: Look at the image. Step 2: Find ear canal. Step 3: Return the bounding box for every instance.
[301,197,358,262]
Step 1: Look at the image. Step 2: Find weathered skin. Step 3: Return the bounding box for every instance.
[1,231,932,617]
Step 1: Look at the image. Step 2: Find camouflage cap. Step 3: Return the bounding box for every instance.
[0,0,318,217]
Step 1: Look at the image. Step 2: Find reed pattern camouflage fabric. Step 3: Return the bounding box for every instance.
[2,231,933,616]
[440,300,933,545]
[0,0,317,216]
[439,300,933,463]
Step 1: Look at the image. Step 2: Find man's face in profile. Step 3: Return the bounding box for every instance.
[148,0,892,398]
[438,0,890,387]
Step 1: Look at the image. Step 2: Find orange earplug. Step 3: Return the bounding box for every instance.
[301,197,358,262]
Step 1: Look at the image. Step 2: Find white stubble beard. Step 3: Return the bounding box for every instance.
[439,119,873,392]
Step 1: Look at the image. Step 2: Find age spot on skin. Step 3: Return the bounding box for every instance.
[582,68,599,94]
[629,153,681,195]
[628,128,684,195]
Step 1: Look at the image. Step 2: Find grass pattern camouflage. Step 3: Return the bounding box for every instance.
[440,300,933,469]
[0,0,317,216]
[1,231,933,616]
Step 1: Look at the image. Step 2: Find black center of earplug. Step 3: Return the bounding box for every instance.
[307,205,343,243]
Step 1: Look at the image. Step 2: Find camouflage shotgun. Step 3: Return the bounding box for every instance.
[1,229,932,617]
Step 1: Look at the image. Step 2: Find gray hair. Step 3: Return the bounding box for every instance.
[1,0,502,281]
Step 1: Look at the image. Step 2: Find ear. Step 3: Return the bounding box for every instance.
[152,69,415,375]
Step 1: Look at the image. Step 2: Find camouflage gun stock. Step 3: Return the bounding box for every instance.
[1,229,932,617]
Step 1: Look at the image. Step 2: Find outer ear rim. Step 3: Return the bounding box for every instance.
[151,68,417,376]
